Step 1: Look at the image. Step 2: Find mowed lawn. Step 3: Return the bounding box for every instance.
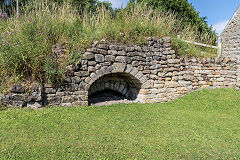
[1,89,240,159]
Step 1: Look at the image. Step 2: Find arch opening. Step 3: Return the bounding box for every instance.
[88,72,142,106]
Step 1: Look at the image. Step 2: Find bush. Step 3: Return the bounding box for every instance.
[135,0,217,45]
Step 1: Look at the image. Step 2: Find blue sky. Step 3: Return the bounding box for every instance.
[100,0,240,35]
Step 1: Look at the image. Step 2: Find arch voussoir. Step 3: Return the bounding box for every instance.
[112,63,126,73]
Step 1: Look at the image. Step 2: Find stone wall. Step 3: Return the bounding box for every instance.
[1,37,240,108]
[221,6,240,61]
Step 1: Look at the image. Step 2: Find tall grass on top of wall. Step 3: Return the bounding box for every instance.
[0,1,217,93]
[0,1,86,92]
[80,3,216,46]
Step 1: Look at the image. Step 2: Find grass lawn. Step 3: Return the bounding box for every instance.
[1,88,240,159]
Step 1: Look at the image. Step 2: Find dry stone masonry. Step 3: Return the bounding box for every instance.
[221,5,240,61]
[1,37,240,108]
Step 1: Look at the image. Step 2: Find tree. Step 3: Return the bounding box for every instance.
[133,0,217,44]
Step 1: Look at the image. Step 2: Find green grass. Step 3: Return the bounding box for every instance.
[172,38,218,58]
[1,88,240,159]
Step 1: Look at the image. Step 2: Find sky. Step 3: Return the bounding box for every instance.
[100,0,240,35]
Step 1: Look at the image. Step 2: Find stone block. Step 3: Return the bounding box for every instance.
[90,73,99,81]
[62,96,78,103]
[135,46,142,52]
[105,55,115,62]
[71,76,81,84]
[135,71,144,80]
[88,61,97,66]
[167,59,180,64]
[81,60,87,65]
[65,69,75,77]
[95,54,104,62]
[125,64,133,73]
[217,77,225,82]
[61,103,73,107]
[140,75,148,84]
[130,68,138,76]
[72,101,88,106]
[93,48,108,55]
[139,89,152,94]
[132,61,139,67]
[85,77,94,85]
[163,37,171,43]
[109,45,119,50]
[138,66,144,71]
[98,44,109,50]
[88,66,96,72]
[45,96,62,106]
[25,85,43,102]
[115,56,127,63]
[125,47,135,52]
[74,71,89,77]
[9,94,25,101]
[96,69,103,76]
[11,84,25,93]
[178,81,192,87]
[165,81,179,88]
[108,50,118,55]
[45,88,57,94]
[56,92,65,96]
[142,80,154,89]
[118,51,126,56]
[113,63,126,73]
[12,101,25,107]
[95,64,101,70]
[79,82,90,91]
[44,84,53,88]
[200,85,210,89]
[82,52,94,60]
[106,66,114,74]
[183,75,195,81]
[27,102,43,109]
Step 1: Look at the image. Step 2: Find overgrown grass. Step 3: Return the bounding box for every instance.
[0,89,240,159]
[0,0,217,92]
[172,39,218,58]
[0,1,89,91]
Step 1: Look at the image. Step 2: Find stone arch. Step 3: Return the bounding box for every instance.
[81,63,149,91]
[86,63,149,105]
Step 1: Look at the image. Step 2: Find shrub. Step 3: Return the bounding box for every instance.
[135,0,217,45]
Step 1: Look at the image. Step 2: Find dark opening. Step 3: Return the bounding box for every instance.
[88,89,127,105]
[88,72,142,106]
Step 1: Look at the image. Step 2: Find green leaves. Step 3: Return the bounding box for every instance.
[135,0,217,45]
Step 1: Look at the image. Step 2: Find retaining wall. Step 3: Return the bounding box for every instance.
[1,37,240,108]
